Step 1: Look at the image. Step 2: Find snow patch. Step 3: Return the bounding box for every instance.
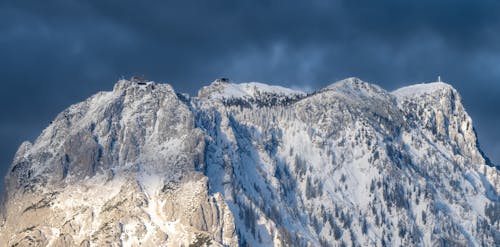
[392,82,453,98]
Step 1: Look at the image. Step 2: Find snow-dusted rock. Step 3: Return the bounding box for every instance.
[0,79,237,246]
[1,77,498,246]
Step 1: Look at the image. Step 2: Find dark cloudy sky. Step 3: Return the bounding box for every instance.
[1,0,500,187]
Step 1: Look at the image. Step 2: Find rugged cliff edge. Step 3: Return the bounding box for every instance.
[1,77,498,246]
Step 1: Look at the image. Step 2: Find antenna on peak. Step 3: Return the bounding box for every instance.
[438,75,441,82]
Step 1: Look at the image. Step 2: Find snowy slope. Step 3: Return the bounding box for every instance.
[1,77,499,247]
[198,80,305,100]
[194,77,499,246]
[392,82,452,98]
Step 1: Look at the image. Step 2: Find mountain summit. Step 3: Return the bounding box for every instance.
[1,78,499,246]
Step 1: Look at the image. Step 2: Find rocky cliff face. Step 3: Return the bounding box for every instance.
[1,77,498,246]
[0,80,237,246]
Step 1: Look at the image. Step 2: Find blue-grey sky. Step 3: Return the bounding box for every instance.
[1,0,500,187]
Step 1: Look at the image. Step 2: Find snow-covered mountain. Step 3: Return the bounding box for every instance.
[1,77,498,246]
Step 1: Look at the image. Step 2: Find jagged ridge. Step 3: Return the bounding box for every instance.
[1,77,499,247]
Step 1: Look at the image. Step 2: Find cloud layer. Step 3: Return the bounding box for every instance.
[1,1,500,185]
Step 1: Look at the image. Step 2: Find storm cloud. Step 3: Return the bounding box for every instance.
[1,0,500,187]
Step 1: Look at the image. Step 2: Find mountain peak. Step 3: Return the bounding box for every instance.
[392,81,455,98]
[325,77,366,87]
[112,78,175,94]
[197,80,305,100]
[316,77,394,106]
[331,76,364,85]
[2,76,499,246]
[322,77,385,94]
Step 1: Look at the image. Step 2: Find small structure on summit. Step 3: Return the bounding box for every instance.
[131,75,147,85]
[215,78,230,83]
